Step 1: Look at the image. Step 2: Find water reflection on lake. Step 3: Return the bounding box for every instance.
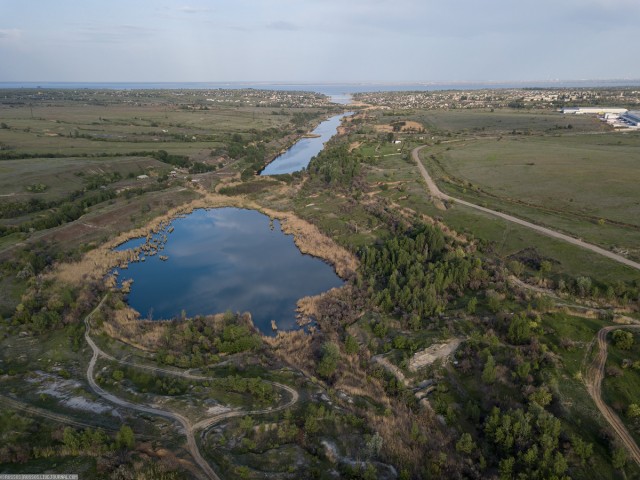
[115,208,343,334]
[260,112,352,175]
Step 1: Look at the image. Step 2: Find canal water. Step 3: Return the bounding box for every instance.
[115,208,343,334]
[260,112,352,175]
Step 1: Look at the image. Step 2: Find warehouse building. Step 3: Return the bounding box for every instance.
[562,107,628,115]
[620,111,640,127]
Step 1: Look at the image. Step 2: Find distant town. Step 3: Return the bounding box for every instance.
[0,87,332,109]
[354,87,640,111]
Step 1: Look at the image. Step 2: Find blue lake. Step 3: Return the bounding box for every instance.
[115,208,343,334]
[260,112,352,175]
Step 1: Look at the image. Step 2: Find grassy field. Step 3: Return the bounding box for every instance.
[338,133,640,283]
[0,155,166,201]
[0,105,290,156]
[420,133,640,260]
[439,135,640,225]
[334,107,640,284]
[382,109,607,136]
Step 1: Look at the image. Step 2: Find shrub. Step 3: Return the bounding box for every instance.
[612,330,634,350]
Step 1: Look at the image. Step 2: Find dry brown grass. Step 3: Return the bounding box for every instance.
[295,296,320,326]
[101,306,165,352]
[264,329,318,376]
[266,315,455,475]
[374,120,424,133]
[348,141,362,152]
[331,348,452,475]
[262,207,358,279]
[51,191,356,293]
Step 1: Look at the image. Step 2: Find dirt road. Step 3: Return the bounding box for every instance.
[83,296,299,480]
[584,324,640,466]
[412,146,640,272]
[84,297,219,480]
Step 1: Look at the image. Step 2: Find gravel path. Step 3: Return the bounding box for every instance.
[412,146,640,272]
[415,144,640,465]
[585,324,640,466]
[84,295,299,480]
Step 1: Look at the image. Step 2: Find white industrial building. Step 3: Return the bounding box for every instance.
[562,107,628,115]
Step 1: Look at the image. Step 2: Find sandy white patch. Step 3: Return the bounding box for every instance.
[27,371,119,416]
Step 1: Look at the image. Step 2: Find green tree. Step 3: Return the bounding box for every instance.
[115,425,135,450]
[612,447,627,470]
[239,416,254,433]
[365,432,383,458]
[344,335,359,355]
[516,362,531,382]
[466,297,478,314]
[627,403,640,419]
[508,260,524,276]
[456,432,476,454]
[62,427,80,451]
[576,276,592,297]
[235,466,251,479]
[499,456,515,480]
[508,314,531,345]
[317,342,340,379]
[539,260,552,278]
[551,451,568,477]
[612,330,634,350]
[482,354,497,384]
[529,386,552,407]
[304,414,319,434]
[571,435,593,466]
[487,291,501,314]
[363,464,378,480]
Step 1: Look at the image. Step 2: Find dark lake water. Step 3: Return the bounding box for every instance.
[115,208,343,334]
[260,112,352,175]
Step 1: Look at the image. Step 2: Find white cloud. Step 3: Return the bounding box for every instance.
[0,28,22,41]
[0,0,639,82]
[266,20,298,31]
[178,6,211,14]
[73,24,157,44]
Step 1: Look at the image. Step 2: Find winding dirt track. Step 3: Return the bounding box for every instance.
[414,145,640,464]
[84,296,299,480]
[585,325,640,466]
[412,146,640,272]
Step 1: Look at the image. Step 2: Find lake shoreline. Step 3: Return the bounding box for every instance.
[113,207,345,332]
[51,192,358,330]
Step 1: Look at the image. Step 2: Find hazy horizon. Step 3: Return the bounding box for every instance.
[2,79,640,89]
[1,0,639,83]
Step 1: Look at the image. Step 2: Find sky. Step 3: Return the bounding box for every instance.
[1,0,639,83]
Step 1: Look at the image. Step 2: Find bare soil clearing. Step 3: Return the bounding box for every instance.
[409,338,462,372]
